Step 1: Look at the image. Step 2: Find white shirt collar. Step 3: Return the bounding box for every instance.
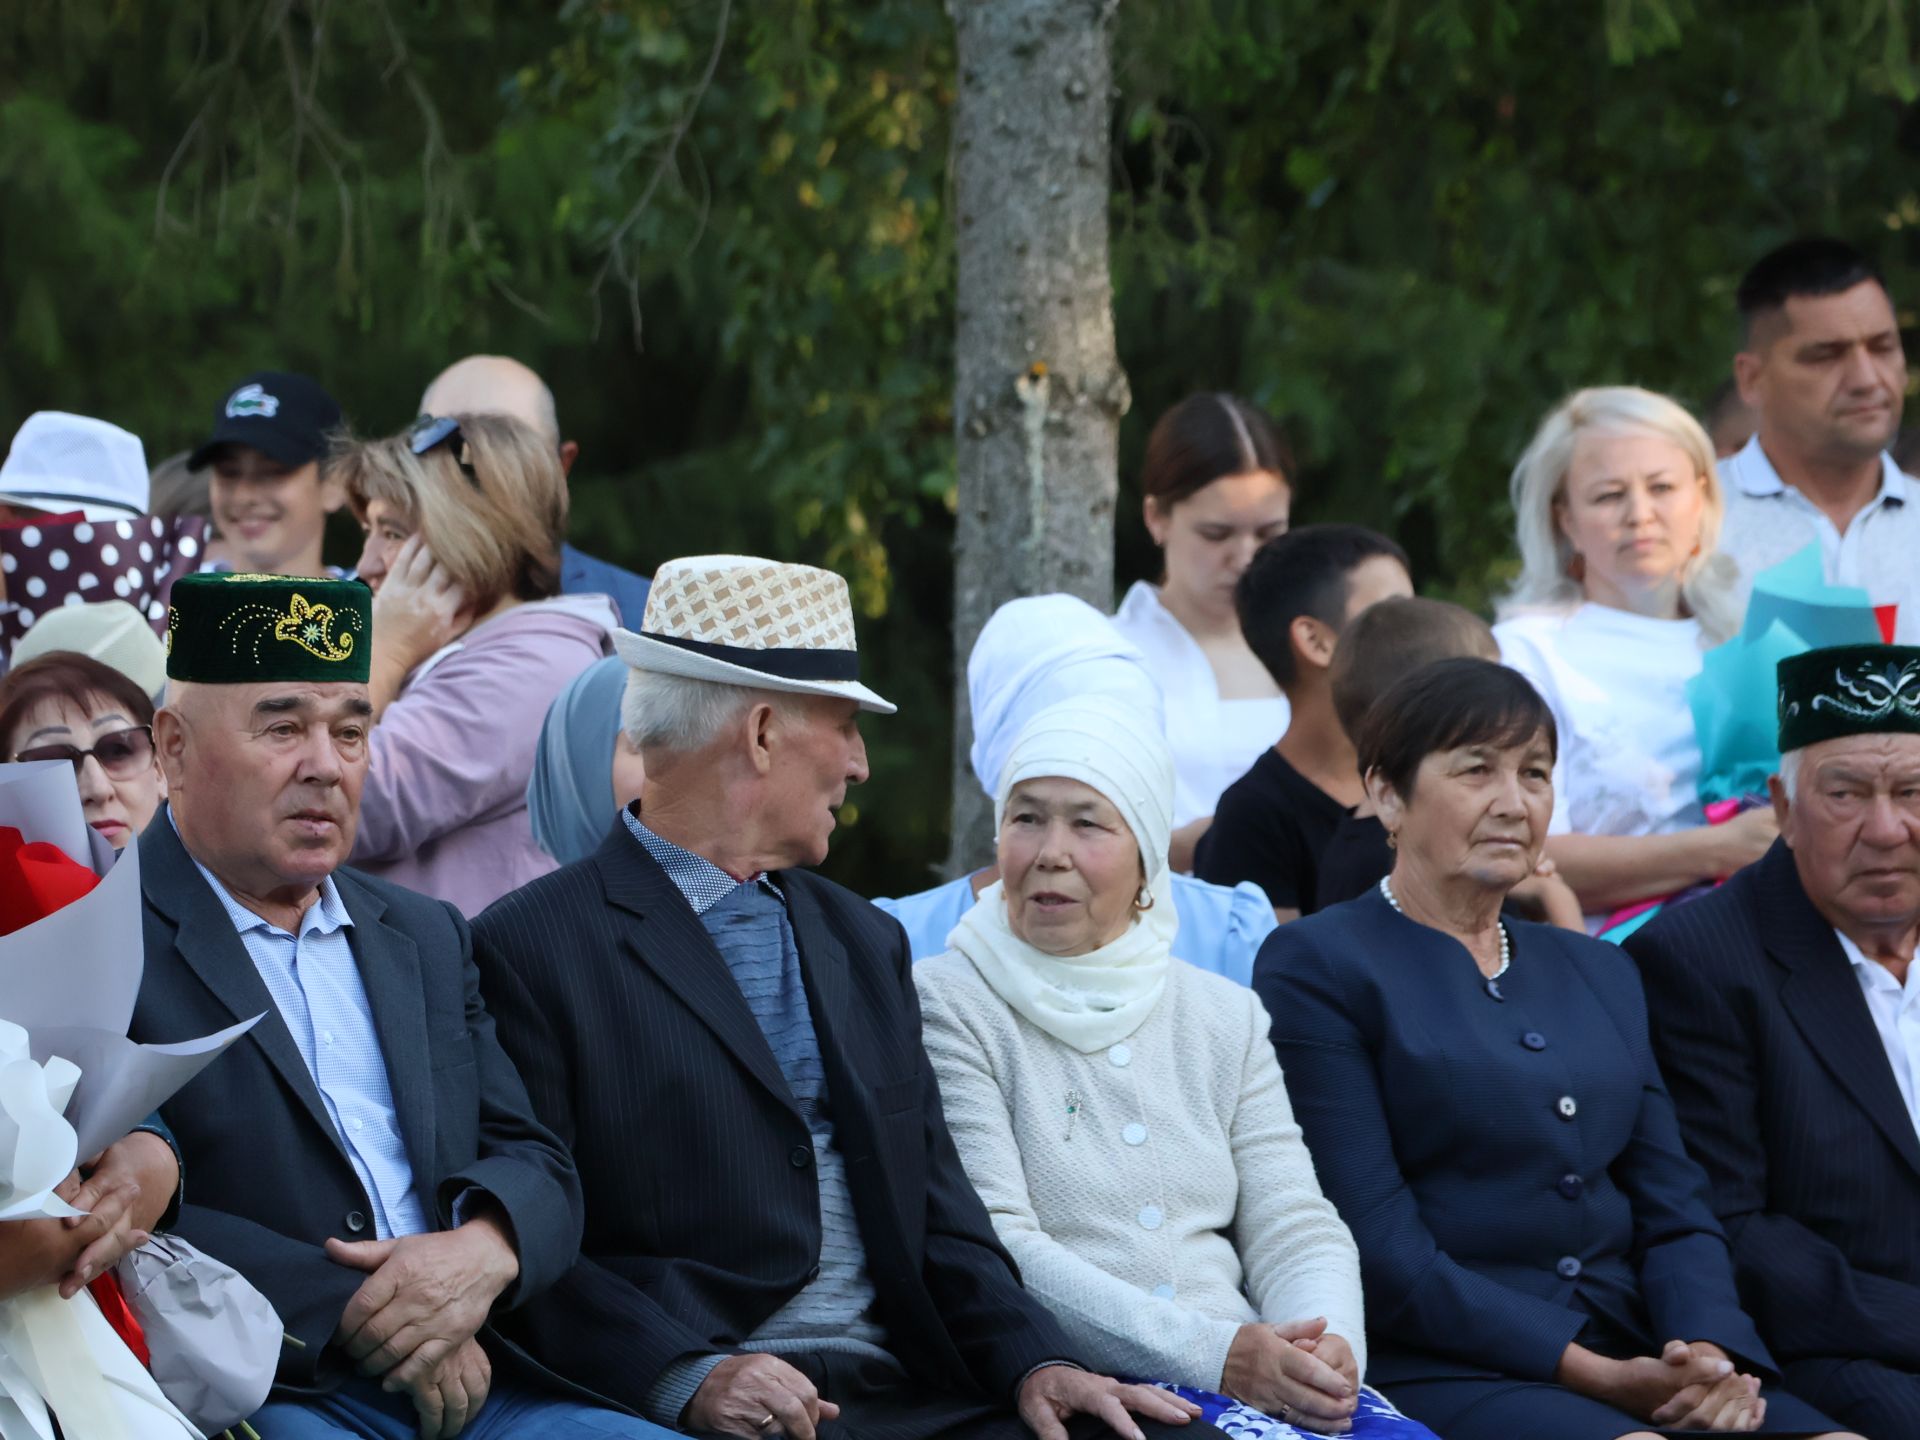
[1727,433,1910,507]
[1835,927,1916,996]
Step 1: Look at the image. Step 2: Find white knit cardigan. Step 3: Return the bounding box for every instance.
[915,951,1368,1391]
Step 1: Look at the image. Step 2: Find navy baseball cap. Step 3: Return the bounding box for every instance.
[187,370,342,472]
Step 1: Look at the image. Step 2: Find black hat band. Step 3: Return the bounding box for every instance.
[641,631,860,682]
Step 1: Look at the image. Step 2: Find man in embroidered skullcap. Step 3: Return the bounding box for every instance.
[474,555,1215,1440]
[128,571,680,1438]
[1627,643,1920,1438]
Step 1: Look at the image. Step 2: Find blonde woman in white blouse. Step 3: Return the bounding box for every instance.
[915,695,1436,1440]
[1494,386,1777,928]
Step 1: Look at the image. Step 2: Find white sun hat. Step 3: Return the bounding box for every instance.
[613,554,896,714]
[0,412,150,521]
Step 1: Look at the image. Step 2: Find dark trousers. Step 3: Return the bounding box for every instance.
[733,1353,1222,1440]
[1784,1356,1920,1439]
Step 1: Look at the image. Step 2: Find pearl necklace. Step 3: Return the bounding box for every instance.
[1379,876,1511,982]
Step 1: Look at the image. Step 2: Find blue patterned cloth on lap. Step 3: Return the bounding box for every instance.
[1145,1381,1439,1440]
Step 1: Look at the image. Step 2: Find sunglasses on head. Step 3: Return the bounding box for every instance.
[15,724,155,779]
[409,414,480,486]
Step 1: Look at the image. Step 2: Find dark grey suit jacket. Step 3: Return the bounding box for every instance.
[131,814,585,1394]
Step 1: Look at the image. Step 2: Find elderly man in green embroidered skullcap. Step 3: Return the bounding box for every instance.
[128,571,680,1440]
[1625,643,1920,1439]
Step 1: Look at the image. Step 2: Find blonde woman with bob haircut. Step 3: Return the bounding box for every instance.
[1494,385,1775,928]
[332,411,618,915]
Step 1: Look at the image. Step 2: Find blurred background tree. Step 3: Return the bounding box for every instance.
[2,0,1917,895]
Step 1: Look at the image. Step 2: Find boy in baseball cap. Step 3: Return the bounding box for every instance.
[187,369,347,578]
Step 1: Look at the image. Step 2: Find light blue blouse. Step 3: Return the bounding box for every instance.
[875,872,1275,986]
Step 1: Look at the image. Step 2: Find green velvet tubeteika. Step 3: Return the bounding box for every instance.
[165,572,372,684]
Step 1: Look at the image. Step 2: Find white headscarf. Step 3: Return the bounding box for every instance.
[949,695,1180,1051]
[966,595,1167,800]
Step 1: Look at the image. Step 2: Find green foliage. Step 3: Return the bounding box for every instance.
[1109,0,1920,600]
[2,0,1917,893]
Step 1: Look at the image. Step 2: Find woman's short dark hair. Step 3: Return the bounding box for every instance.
[0,652,156,757]
[1141,393,1295,508]
[1356,657,1556,800]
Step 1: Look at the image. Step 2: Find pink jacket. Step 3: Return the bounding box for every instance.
[351,595,617,915]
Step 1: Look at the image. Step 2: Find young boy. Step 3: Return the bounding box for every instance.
[1315,596,1499,908]
[1315,596,1585,928]
[186,370,346,578]
[1193,524,1411,922]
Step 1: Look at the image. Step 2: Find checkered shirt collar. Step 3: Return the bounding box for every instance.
[621,805,782,916]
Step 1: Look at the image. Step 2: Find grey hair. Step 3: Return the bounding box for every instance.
[1497,385,1741,644]
[1779,748,1802,803]
[621,668,799,751]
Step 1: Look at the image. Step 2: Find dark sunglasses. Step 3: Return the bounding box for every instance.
[15,724,155,778]
[409,414,479,486]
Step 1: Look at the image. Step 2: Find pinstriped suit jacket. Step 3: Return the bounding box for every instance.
[471,817,1079,1415]
[1626,839,1920,1370]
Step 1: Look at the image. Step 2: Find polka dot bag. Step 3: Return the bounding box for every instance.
[0,514,214,649]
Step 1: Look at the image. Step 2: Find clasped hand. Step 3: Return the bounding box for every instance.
[326,1214,519,1439]
[1221,1317,1358,1434]
[1641,1340,1767,1432]
[1561,1338,1766,1432]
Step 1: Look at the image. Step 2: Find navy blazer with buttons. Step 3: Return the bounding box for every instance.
[1626,839,1920,1377]
[470,817,1080,1416]
[1253,889,1773,1388]
[130,814,585,1396]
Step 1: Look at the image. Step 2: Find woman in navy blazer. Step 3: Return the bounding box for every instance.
[1252,659,1855,1440]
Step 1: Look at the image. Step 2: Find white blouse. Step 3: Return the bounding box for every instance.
[915,953,1367,1390]
[1112,582,1290,828]
[1494,604,1708,841]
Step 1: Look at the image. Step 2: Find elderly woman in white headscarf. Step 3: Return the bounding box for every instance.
[915,695,1436,1440]
[875,594,1276,982]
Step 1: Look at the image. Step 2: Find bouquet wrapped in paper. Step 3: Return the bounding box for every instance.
[1599,544,1894,943]
[0,761,258,1440]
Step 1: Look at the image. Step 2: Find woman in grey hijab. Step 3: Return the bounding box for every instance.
[526,654,647,863]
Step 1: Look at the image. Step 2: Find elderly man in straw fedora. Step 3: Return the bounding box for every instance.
[474,556,1216,1440]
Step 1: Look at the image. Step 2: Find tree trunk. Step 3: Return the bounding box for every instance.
[945,0,1128,876]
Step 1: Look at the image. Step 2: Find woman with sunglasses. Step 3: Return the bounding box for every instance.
[331,411,618,916]
[0,652,163,848]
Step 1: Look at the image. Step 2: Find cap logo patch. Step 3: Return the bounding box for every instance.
[225,383,280,419]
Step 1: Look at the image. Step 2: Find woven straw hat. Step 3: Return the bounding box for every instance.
[614,554,895,714]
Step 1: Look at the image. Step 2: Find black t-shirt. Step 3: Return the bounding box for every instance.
[1315,812,1395,911]
[1194,748,1349,913]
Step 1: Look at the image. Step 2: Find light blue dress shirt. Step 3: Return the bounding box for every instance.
[186,848,428,1240]
[875,871,1277,985]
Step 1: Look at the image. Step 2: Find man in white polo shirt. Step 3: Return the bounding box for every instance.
[1719,237,1919,640]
